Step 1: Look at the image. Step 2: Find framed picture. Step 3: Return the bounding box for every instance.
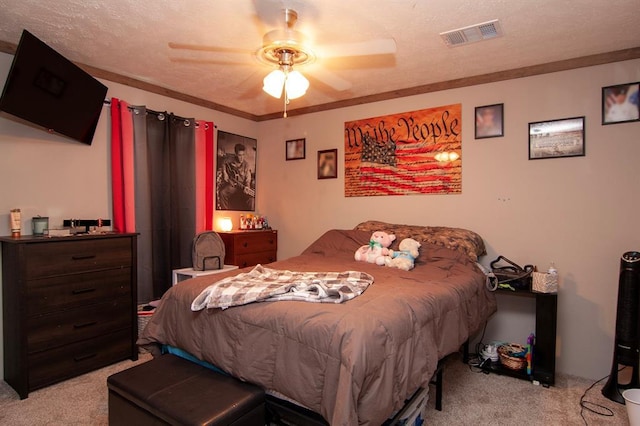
[602,82,639,125]
[317,149,337,179]
[528,116,585,160]
[475,103,504,139]
[286,138,306,160]
[216,130,257,211]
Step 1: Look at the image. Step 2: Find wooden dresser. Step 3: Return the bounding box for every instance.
[0,233,138,399]
[219,230,277,268]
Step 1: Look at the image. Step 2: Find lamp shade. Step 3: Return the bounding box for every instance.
[263,69,285,98]
[263,69,310,100]
[220,217,233,232]
[284,70,309,99]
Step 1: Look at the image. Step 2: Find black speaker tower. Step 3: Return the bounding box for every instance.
[602,251,640,403]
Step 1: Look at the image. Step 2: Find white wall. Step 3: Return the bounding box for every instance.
[256,59,640,380]
[0,51,258,380]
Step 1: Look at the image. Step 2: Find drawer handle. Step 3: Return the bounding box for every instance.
[74,353,97,362]
[73,321,97,329]
[268,239,274,244]
[243,242,248,248]
[72,288,96,295]
[71,254,96,261]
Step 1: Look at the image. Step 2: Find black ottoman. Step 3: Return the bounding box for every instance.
[107,354,265,426]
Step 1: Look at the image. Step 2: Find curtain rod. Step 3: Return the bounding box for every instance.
[103,99,217,128]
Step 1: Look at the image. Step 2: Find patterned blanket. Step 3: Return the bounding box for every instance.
[191,264,374,310]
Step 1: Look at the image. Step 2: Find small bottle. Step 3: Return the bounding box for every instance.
[548,262,557,275]
[10,208,21,237]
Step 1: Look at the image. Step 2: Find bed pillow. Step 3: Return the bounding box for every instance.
[354,220,486,262]
[301,229,373,257]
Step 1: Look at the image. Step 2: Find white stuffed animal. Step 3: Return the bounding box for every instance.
[385,238,421,271]
[355,231,396,266]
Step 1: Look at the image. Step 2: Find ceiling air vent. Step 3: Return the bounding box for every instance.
[440,19,503,47]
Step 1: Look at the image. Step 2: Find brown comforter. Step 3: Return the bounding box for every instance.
[138,229,497,425]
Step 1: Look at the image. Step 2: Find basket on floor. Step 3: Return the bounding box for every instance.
[498,343,527,370]
[137,306,155,336]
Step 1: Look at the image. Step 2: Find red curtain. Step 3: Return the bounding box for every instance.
[110,97,135,233]
[195,120,215,232]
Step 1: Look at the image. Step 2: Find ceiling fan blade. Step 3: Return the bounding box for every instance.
[307,64,352,91]
[169,57,253,66]
[168,42,252,55]
[317,38,397,58]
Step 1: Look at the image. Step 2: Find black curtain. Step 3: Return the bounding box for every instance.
[132,107,196,300]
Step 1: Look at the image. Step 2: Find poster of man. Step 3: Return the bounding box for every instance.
[216,131,257,211]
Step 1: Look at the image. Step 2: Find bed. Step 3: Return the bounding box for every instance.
[138,221,497,425]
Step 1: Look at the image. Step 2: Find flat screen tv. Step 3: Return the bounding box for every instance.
[0,30,108,145]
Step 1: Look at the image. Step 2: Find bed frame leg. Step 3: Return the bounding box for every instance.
[430,361,444,411]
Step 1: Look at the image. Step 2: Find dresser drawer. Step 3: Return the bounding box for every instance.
[234,252,277,268]
[25,238,132,280]
[28,329,133,391]
[28,298,132,353]
[27,268,132,315]
[231,231,277,255]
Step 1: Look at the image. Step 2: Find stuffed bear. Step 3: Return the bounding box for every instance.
[385,238,421,271]
[355,231,396,266]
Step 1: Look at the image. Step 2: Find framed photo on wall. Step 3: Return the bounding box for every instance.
[602,82,639,125]
[317,149,337,179]
[475,103,504,139]
[528,116,585,160]
[286,138,305,160]
[216,130,257,211]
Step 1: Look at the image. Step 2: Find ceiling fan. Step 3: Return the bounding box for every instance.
[169,5,396,116]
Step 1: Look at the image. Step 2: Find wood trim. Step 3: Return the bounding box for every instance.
[78,64,259,121]
[260,47,640,121]
[1,39,638,122]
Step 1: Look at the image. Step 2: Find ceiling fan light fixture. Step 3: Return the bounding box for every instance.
[262,68,309,100]
[263,69,286,98]
[284,70,309,99]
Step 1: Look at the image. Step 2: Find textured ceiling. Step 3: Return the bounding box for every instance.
[0,0,639,120]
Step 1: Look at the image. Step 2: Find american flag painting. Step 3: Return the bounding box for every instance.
[344,104,462,197]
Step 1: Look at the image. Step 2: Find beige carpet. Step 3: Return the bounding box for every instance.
[428,355,630,425]
[0,354,152,425]
[0,352,631,425]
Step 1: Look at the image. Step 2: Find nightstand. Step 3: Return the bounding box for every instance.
[219,230,277,268]
[172,265,239,285]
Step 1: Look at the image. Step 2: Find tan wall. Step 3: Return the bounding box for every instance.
[254,59,640,380]
[1,49,638,381]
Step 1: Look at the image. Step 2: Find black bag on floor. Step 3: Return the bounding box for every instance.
[192,231,225,271]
